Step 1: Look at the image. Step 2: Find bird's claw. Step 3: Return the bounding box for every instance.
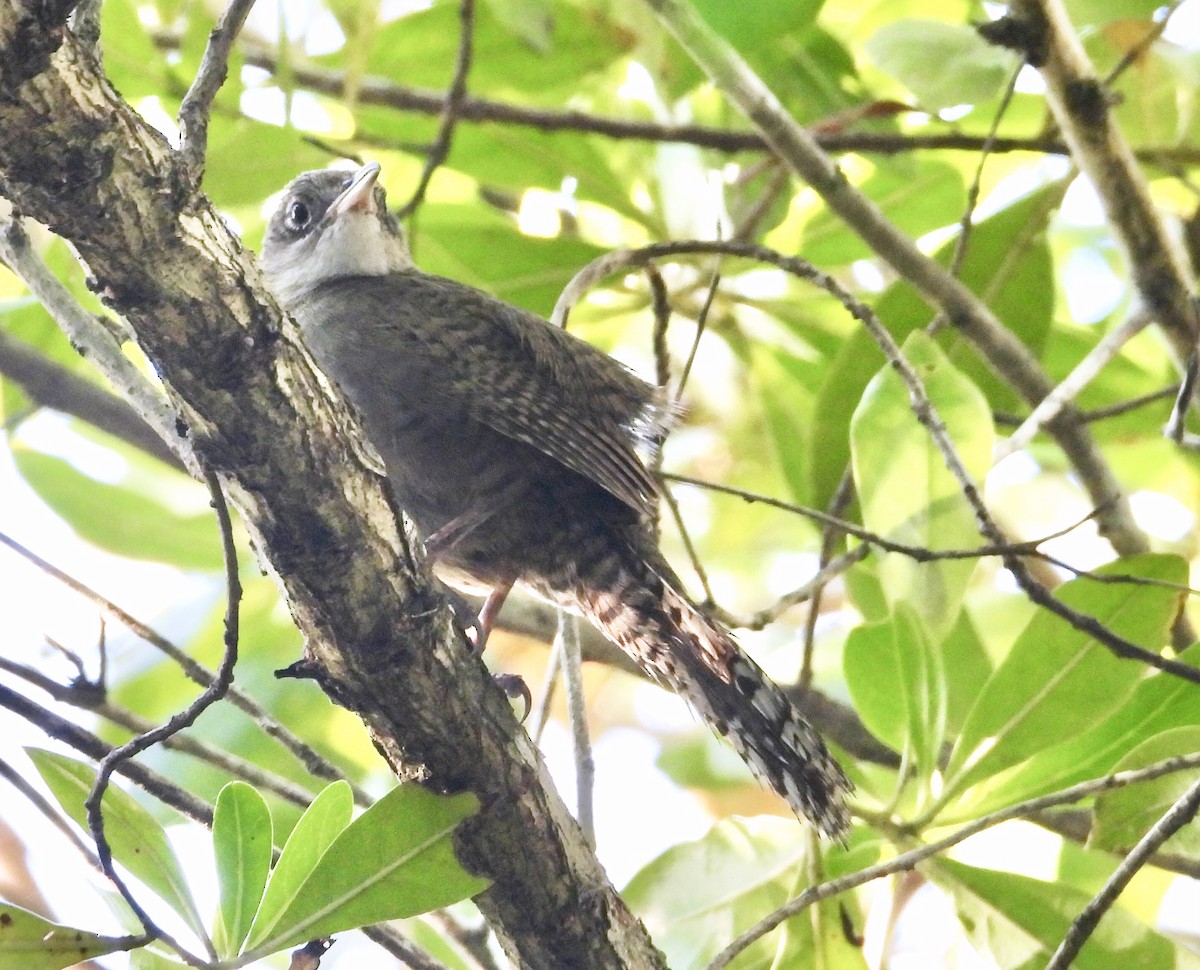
[493,672,532,722]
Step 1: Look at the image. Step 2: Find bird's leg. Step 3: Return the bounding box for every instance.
[424,506,498,558]
[472,578,514,653]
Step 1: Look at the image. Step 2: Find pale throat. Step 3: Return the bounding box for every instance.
[265,212,412,305]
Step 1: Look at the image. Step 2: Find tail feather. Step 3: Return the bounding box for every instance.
[571,548,852,839]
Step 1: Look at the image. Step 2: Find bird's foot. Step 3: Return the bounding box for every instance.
[493,672,531,722]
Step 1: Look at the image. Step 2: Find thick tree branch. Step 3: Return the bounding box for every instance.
[0,14,660,969]
[641,0,1150,564]
[1005,0,1197,357]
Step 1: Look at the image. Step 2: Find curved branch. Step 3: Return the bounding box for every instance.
[0,15,660,969]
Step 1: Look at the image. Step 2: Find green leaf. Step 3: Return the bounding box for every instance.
[983,643,1200,812]
[937,859,1174,970]
[844,619,905,753]
[0,904,144,969]
[850,330,993,643]
[1066,0,1166,26]
[623,817,868,970]
[244,782,354,952]
[364,2,630,101]
[796,160,966,266]
[866,19,1019,112]
[26,750,209,947]
[942,554,1188,803]
[12,449,222,570]
[482,0,554,51]
[941,609,992,735]
[212,783,273,958]
[1092,726,1200,855]
[808,184,1058,509]
[242,785,487,958]
[845,607,943,802]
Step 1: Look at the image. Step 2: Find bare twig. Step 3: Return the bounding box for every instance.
[0,530,371,803]
[1100,0,1185,88]
[705,749,1200,969]
[942,62,1024,290]
[640,0,1148,560]
[711,547,869,632]
[84,470,239,959]
[146,31,1200,165]
[178,0,259,179]
[799,470,855,688]
[556,238,1193,680]
[0,214,194,475]
[674,269,719,405]
[0,329,186,469]
[1045,774,1200,970]
[396,0,474,220]
[997,306,1154,461]
[0,755,103,872]
[557,612,594,847]
[0,654,321,810]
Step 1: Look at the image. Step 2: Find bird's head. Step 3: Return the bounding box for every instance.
[260,162,412,305]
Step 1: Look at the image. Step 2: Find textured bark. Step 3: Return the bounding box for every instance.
[0,10,662,969]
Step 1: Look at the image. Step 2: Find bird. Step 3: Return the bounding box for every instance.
[259,162,852,838]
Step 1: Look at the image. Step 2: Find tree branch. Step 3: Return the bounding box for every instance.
[1004,0,1197,357]
[0,15,660,969]
[640,0,1151,562]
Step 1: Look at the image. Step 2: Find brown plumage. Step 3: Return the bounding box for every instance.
[260,164,852,837]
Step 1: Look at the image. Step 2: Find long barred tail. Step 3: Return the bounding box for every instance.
[571,548,852,839]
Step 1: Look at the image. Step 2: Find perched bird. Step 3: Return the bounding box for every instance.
[260,162,852,837]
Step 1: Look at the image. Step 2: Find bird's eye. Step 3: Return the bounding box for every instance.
[284,199,311,232]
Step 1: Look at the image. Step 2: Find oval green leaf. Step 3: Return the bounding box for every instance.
[241,784,487,958]
[243,781,354,952]
[0,904,145,969]
[1092,726,1200,855]
[850,330,993,644]
[212,782,273,958]
[942,553,1187,803]
[26,750,208,947]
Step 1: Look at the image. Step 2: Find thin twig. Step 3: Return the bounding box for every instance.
[799,469,855,687]
[178,0,259,179]
[645,262,672,527]
[642,0,1149,561]
[661,485,716,607]
[1166,350,1199,444]
[1100,0,1185,88]
[705,748,1200,969]
[84,470,239,961]
[553,239,1196,682]
[0,214,194,475]
[529,630,564,745]
[556,612,595,847]
[674,269,720,406]
[940,61,1023,295]
[997,306,1154,461]
[146,31,1200,165]
[0,755,103,872]
[395,0,474,220]
[1045,774,1200,970]
[712,547,869,633]
[0,653,322,809]
[0,530,371,803]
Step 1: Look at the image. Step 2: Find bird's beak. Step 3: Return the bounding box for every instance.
[328,162,382,221]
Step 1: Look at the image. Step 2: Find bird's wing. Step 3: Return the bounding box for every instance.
[304,272,667,514]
